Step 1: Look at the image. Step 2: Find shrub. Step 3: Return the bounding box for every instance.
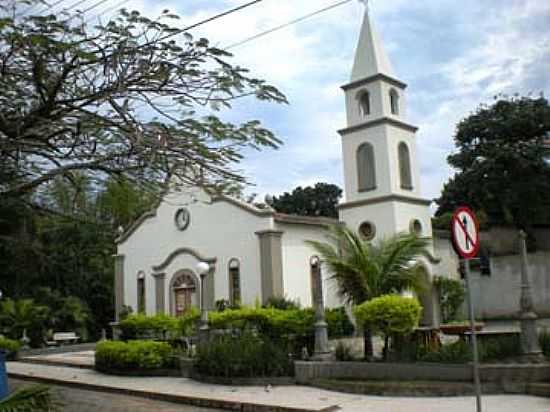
[195,331,293,378]
[540,329,550,358]
[354,295,422,337]
[95,340,174,372]
[264,296,300,310]
[420,335,521,363]
[334,341,354,361]
[0,337,21,360]
[325,307,355,338]
[420,340,471,363]
[433,277,465,323]
[0,298,50,347]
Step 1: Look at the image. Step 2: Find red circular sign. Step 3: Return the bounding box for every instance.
[451,206,480,259]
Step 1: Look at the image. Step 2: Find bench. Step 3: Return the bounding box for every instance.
[46,332,80,346]
[463,329,520,344]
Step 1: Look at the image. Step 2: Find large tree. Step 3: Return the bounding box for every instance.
[436,95,550,230]
[0,1,286,201]
[271,183,342,218]
[307,225,429,359]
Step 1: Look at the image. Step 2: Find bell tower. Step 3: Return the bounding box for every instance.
[338,8,433,242]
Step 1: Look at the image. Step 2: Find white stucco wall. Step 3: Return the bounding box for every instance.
[276,222,341,309]
[117,189,274,314]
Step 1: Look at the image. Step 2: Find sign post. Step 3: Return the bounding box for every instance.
[451,206,482,412]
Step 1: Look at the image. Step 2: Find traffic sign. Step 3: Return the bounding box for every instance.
[451,206,480,259]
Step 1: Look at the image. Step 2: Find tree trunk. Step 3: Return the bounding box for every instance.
[363,325,373,360]
[383,335,389,361]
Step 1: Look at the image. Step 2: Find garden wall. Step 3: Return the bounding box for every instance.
[294,361,550,384]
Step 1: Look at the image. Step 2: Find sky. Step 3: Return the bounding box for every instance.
[53,0,550,204]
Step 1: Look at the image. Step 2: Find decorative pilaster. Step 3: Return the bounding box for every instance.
[152,272,166,314]
[518,231,544,362]
[113,254,125,321]
[255,230,284,303]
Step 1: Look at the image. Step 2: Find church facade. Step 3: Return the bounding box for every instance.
[114,10,443,325]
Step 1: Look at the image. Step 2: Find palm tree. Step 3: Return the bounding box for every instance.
[0,385,59,412]
[307,225,430,359]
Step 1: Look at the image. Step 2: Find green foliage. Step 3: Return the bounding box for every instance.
[0,299,49,347]
[270,183,343,218]
[208,307,314,357]
[420,335,521,363]
[0,337,21,360]
[354,295,422,338]
[307,226,430,306]
[0,1,286,200]
[0,385,60,412]
[195,331,293,378]
[95,340,174,372]
[334,341,354,362]
[325,307,355,338]
[433,277,465,323]
[420,340,472,363]
[263,296,300,310]
[436,95,550,230]
[539,329,550,358]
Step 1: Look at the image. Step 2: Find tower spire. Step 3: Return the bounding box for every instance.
[351,6,395,81]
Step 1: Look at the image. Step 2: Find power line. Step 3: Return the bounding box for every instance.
[225,0,353,50]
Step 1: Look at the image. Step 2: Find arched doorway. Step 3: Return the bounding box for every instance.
[170,270,198,316]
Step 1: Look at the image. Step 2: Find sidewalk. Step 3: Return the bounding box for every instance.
[7,362,550,412]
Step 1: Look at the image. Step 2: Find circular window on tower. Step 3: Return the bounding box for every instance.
[410,219,423,236]
[358,221,376,241]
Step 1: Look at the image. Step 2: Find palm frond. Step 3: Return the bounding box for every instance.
[306,225,431,305]
[0,385,60,412]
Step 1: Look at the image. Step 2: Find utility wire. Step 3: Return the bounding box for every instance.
[225,0,353,50]
[84,0,131,24]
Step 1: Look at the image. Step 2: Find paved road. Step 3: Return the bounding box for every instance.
[9,379,227,412]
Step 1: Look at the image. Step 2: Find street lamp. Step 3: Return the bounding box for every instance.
[196,261,210,343]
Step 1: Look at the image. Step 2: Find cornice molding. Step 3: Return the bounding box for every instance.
[338,117,418,135]
[273,213,340,227]
[341,73,408,91]
[152,247,217,272]
[338,194,432,210]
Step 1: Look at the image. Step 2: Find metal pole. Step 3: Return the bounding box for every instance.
[464,259,482,412]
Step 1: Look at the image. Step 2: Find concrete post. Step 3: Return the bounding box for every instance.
[518,231,544,362]
[310,257,332,361]
[199,272,210,344]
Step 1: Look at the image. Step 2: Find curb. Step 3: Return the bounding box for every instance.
[8,372,340,412]
[17,358,94,370]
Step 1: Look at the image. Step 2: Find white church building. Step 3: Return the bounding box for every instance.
[114,9,443,325]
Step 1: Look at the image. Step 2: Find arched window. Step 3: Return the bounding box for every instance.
[390,89,399,115]
[398,142,413,190]
[228,258,241,306]
[357,143,376,191]
[358,91,370,117]
[137,271,146,313]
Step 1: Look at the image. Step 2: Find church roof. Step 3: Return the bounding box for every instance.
[351,9,396,82]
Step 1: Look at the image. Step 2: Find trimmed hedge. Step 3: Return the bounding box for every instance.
[195,331,293,378]
[0,337,21,360]
[119,308,199,340]
[95,340,174,372]
[119,306,354,354]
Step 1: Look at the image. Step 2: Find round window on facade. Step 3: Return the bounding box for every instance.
[410,219,423,236]
[359,221,376,241]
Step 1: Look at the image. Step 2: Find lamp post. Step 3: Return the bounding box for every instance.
[310,256,332,361]
[196,261,210,343]
[518,231,544,362]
